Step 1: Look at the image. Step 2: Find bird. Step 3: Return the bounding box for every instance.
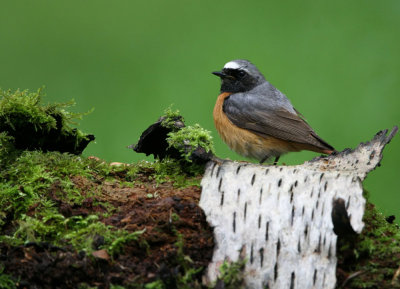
[212,59,335,164]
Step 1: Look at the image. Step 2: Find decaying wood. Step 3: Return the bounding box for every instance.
[199,127,397,289]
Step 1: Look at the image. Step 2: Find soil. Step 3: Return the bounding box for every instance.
[0,172,214,289]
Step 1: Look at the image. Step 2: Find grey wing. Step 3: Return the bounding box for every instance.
[223,93,334,151]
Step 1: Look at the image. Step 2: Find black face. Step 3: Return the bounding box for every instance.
[212,68,259,93]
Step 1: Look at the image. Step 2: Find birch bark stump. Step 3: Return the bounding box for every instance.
[199,127,398,289]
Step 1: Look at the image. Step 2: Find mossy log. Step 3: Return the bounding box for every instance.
[200,127,398,289]
[1,99,399,288]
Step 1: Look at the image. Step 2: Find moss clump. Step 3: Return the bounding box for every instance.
[337,200,400,288]
[160,107,184,130]
[0,88,94,154]
[167,124,214,163]
[132,107,215,177]
[0,150,144,254]
[214,259,246,289]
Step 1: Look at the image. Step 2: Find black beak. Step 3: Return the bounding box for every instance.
[212,71,226,78]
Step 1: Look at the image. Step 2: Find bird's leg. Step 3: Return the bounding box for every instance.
[273,156,280,166]
[259,155,269,164]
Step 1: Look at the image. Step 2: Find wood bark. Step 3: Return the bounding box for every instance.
[199,127,397,289]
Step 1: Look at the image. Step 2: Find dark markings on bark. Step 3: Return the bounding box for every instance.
[216,165,222,178]
[259,188,263,204]
[210,162,217,177]
[369,150,375,160]
[258,215,262,228]
[278,178,282,187]
[274,262,278,281]
[297,238,301,252]
[324,181,328,192]
[319,173,325,183]
[265,168,269,175]
[313,269,317,285]
[251,174,256,186]
[328,243,332,258]
[233,212,236,233]
[265,221,269,241]
[259,247,264,268]
[315,234,321,253]
[250,243,254,264]
[290,272,295,289]
[218,178,223,192]
[294,180,298,187]
[220,191,224,206]
[244,202,247,221]
[236,165,241,174]
[276,238,281,257]
[304,176,308,183]
[237,189,241,200]
[291,206,295,226]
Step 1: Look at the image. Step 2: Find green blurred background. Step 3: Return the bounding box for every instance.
[1,1,399,219]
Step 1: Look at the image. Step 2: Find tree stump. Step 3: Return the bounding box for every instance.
[200,127,398,289]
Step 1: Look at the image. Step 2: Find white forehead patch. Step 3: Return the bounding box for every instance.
[223,61,242,70]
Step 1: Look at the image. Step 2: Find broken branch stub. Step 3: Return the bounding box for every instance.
[199,126,397,289]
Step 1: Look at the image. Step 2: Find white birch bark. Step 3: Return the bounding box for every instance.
[199,127,397,289]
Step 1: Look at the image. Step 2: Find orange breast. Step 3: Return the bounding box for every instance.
[213,93,302,161]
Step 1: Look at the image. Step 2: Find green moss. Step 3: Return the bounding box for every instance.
[161,106,184,130]
[105,159,203,187]
[167,124,214,162]
[0,146,202,263]
[214,259,246,289]
[0,88,94,154]
[337,200,400,288]
[0,132,18,167]
[1,210,145,255]
[0,151,91,227]
[0,88,56,131]
[0,265,17,289]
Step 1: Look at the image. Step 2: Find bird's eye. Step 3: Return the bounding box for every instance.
[238,70,246,78]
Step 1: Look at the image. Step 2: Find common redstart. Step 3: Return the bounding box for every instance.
[212,59,335,164]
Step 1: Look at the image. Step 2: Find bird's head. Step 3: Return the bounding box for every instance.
[212,59,265,93]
